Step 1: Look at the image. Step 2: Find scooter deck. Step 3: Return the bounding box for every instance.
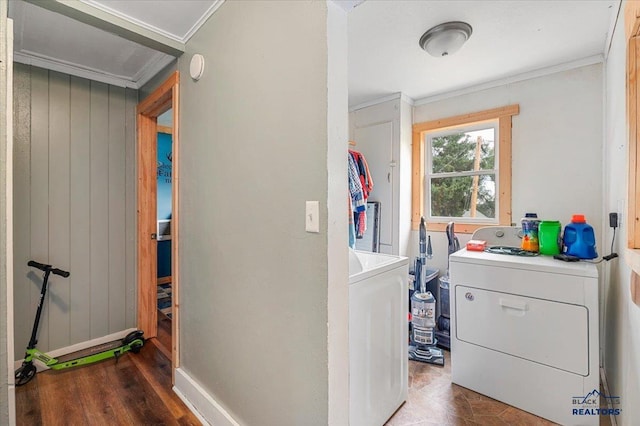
[55,339,125,363]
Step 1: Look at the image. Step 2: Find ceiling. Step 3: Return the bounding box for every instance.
[348,0,619,107]
[83,0,219,42]
[8,0,221,89]
[8,0,619,102]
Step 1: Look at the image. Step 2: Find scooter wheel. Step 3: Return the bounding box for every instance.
[123,330,144,345]
[130,341,144,354]
[15,362,36,386]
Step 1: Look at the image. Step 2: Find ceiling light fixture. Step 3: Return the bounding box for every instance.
[419,21,473,57]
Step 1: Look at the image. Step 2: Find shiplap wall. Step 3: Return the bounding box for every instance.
[13,64,137,357]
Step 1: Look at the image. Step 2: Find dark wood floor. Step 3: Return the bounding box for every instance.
[15,312,197,425]
[156,310,173,359]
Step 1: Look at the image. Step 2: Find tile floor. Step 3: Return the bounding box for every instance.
[385,351,612,426]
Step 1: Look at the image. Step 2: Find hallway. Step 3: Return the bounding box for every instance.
[15,319,193,425]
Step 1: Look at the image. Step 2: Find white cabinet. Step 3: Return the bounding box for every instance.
[349,95,413,256]
[354,122,393,249]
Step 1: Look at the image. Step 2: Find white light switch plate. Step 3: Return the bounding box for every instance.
[306,201,320,233]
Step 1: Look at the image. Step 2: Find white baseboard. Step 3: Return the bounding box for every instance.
[8,385,15,426]
[600,367,618,426]
[14,328,138,371]
[173,367,240,426]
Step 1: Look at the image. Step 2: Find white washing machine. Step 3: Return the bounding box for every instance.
[449,227,599,426]
[349,250,408,426]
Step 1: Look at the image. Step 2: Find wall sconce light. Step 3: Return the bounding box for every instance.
[190,54,205,80]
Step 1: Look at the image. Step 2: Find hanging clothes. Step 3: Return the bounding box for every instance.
[348,149,374,242]
[348,153,364,248]
[348,193,356,249]
[349,153,366,212]
[350,150,374,200]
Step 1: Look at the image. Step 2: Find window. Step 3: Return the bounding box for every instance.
[426,123,498,223]
[412,105,519,233]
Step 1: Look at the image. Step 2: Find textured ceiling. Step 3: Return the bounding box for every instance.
[83,0,218,42]
[10,1,173,87]
[8,0,222,88]
[7,0,619,99]
[348,0,618,107]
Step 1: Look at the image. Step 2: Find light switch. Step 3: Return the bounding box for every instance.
[306,201,320,233]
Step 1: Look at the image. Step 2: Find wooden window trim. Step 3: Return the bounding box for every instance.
[411,104,519,232]
[624,1,640,293]
[628,2,640,250]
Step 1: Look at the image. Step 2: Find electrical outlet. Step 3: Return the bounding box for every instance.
[617,199,625,229]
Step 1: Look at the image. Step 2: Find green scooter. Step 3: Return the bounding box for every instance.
[14,260,145,386]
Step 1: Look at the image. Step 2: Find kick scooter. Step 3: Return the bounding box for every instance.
[14,260,145,386]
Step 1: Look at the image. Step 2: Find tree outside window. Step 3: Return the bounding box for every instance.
[411,104,517,233]
[426,125,497,222]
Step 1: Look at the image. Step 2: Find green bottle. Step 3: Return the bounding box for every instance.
[539,221,561,255]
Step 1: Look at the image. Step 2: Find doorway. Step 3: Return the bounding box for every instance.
[137,72,180,375]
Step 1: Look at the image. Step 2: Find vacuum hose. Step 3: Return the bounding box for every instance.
[419,217,427,293]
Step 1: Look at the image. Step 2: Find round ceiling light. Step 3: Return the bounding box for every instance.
[419,21,473,57]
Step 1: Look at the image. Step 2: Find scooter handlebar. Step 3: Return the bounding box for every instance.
[27,261,70,278]
[27,260,50,271]
[51,268,70,278]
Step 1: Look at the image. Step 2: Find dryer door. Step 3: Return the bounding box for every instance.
[455,285,589,375]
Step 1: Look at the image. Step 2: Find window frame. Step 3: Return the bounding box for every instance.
[624,3,640,283]
[628,10,640,250]
[411,104,519,233]
[425,121,500,225]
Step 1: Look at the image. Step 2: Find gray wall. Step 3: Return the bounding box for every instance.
[13,64,137,357]
[408,65,603,275]
[177,1,330,424]
[1,0,11,422]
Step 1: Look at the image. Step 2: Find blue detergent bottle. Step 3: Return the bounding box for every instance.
[563,214,598,259]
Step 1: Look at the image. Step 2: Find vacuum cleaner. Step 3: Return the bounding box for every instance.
[408,217,445,366]
[15,260,145,386]
[434,221,459,350]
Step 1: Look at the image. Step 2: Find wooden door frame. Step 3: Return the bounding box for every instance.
[137,71,180,373]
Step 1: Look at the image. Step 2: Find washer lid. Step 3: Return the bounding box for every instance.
[450,248,598,278]
[471,226,522,246]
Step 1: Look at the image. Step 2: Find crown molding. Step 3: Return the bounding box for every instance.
[25,0,184,56]
[80,0,184,42]
[14,51,139,88]
[80,0,225,45]
[14,48,178,91]
[413,55,604,106]
[135,55,177,89]
[349,92,415,112]
[182,0,226,43]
